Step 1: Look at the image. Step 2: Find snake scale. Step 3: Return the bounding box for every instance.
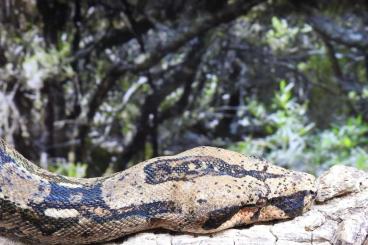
[0,139,317,244]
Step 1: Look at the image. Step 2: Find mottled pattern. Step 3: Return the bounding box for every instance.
[0,139,317,244]
[144,156,283,184]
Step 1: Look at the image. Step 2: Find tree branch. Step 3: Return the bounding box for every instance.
[157,79,194,124]
[307,12,368,50]
[71,18,153,61]
[77,0,265,162]
[87,0,264,120]
[113,37,207,171]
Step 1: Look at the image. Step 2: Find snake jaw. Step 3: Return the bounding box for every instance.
[302,189,317,213]
[207,188,317,230]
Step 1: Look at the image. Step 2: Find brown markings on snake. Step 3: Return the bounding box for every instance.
[144,156,284,184]
[201,190,315,230]
[30,181,181,225]
[202,205,242,230]
[0,197,77,238]
[268,190,316,218]
[5,198,180,239]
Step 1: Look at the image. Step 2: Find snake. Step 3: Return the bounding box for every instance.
[0,139,317,244]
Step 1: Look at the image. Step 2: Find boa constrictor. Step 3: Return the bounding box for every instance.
[0,139,317,244]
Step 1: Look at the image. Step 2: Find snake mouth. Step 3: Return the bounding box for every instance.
[302,190,317,212]
[267,190,315,218]
[310,190,317,199]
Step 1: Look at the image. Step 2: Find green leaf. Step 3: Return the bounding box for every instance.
[342,137,353,148]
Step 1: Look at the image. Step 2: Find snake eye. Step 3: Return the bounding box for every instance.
[256,197,267,207]
[309,190,317,198]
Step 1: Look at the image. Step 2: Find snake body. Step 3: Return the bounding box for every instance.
[0,139,316,244]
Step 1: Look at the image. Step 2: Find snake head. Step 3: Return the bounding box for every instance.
[268,170,317,215]
[196,160,317,232]
[241,169,317,224]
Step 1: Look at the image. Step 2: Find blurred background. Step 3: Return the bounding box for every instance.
[0,0,367,178]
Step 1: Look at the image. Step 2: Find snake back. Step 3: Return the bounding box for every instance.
[0,139,316,244]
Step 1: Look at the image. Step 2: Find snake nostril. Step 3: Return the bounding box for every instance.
[256,197,267,207]
[309,190,317,198]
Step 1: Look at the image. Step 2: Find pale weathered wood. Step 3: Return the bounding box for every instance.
[1,165,367,245]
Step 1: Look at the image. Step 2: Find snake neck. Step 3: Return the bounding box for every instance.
[0,139,101,209]
[0,139,39,172]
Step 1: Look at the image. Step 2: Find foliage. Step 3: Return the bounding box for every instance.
[49,162,87,178]
[0,1,367,176]
[266,17,299,51]
[231,81,368,172]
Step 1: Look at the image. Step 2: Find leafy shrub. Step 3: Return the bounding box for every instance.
[49,162,87,178]
[230,81,368,174]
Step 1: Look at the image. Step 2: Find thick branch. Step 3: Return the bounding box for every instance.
[157,79,194,124]
[307,13,368,50]
[72,18,153,61]
[114,38,206,171]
